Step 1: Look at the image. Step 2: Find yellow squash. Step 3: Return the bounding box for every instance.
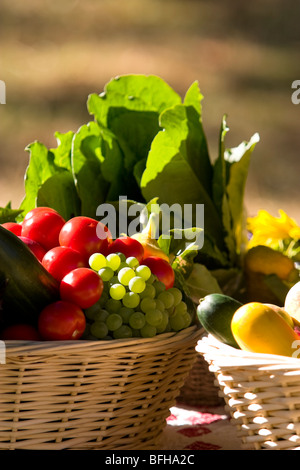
[231,302,300,357]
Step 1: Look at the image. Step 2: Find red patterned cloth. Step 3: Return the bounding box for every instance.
[159,405,242,450]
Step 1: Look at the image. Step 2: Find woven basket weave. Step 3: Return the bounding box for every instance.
[197,335,300,450]
[0,325,201,450]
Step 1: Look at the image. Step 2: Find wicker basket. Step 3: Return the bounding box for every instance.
[178,329,225,407]
[197,335,300,450]
[0,325,201,450]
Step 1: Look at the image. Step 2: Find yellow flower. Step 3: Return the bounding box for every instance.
[247,209,300,249]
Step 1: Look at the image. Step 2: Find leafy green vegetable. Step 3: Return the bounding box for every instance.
[19,132,79,220]
[1,74,259,301]
[0,202,23,224]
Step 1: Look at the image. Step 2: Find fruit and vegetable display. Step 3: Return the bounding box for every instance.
[3,73,299,351]
[0,207,195,341]
[0,74,264,343]
[0,74,261,303]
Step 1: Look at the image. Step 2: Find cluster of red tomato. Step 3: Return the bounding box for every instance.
[2,207,175,341]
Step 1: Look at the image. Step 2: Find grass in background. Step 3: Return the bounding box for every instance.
[0,0,300,218]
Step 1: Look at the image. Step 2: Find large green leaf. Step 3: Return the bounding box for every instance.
[71,122,109,218]
[141,102,224,249]
[87,74,182,200]
[37,171,81,220]
[88,74,182,125]
[19,141,60,217]
[226,132,260,256]
[19,131,76,219]
[213,117,259,261]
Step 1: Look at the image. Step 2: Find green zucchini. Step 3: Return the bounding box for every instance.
[197,293,242,348]
[0,225,59,327]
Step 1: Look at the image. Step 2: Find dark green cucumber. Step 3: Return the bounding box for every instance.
[197,293,242,348]
[0,225,59,327]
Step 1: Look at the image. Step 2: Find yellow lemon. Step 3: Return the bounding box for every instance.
[231,302,299,357]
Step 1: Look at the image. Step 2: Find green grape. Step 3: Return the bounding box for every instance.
[119,306,134,324]
[174,301,188,315]
[93,308,110,322]
[153,280,166,295]
[122,292,140,309]
[85,302,102,320]
[98,266,114,282]
[89,253,107,271]
[129,311,146,330]
[129,276,146,294]
[145,308,163,327]
[169,312,191,331]
[157,291,174,309]
[181,312,192,328]
[106,313,123,331]
[106,253,121,271]
[90,321,109,339]
[126,256,139,268]
[109,283,126,300]
[135,265,151,281]
[108,275,119,286]
[147,273,156,284]
[118,267,135,286]
[115,252,126,263]
[140,323,157,338]
[140,297,156,314]
[99,291,109,307]
[139,283,156,299]
[105,298,122,313]
[156,310,170,333]
[113,324,133,339]
[167,287,182,306]
[155,298,165,312]
[131,328,141,337]
[117,261,130,271]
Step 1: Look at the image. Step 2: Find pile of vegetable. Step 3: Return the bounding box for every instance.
[1,74,260,301]
[0,74,264,340]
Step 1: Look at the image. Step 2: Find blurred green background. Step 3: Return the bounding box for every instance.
[0,0,300,220]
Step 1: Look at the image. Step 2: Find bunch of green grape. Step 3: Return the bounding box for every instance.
[82,251,192,340]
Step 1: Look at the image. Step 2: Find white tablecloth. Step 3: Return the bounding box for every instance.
[158,404,243,450]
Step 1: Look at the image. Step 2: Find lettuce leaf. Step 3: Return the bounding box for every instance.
[10,74,259,274]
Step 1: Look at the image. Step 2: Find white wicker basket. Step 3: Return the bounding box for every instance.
[197,335,300,450]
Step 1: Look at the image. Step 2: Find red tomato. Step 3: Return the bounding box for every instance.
[0,324,42,341]
[42,246,87,282]
[60,267,104,309]
[21,207,66,251]
[2,222,22,235]
[38,300,86,340]
[142,256,175,289]
[19,236,47,262]
[59,216,112,262]
[109,236,144,262]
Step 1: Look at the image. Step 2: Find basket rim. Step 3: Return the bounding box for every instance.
[196,334,300,368]
[1,325,202,356]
